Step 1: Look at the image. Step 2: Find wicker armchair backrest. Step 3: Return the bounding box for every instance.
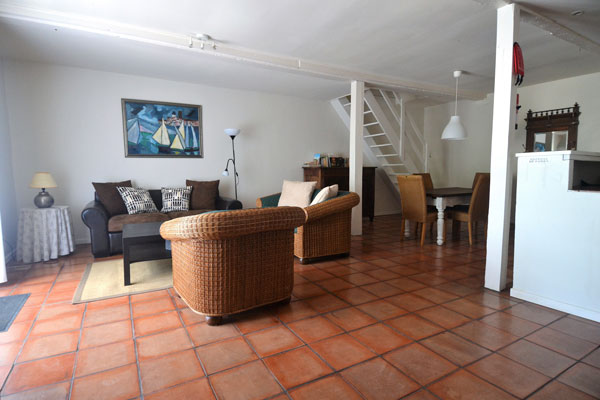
[160,206,306,241]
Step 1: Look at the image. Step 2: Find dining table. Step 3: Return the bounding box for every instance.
[404,187,473,245]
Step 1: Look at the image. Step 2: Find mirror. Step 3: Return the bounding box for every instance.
[551,131,568,151]
[533,131,568,152]
[525,104,580,152]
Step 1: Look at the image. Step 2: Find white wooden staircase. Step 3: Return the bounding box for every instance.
[331,89,429,198]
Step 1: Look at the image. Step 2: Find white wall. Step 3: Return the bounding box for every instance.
[0,59,18,261]
[424,71,600,188]
[3,60,400,245]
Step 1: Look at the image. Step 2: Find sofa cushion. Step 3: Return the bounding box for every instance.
[161,187,192,212]
[310,184,339,206]
[117,187,159,214]
[166,209,210,219]
[92,180,132,216]
[278,180,317,208]
[108,213,170,232]
[186,180,219,210]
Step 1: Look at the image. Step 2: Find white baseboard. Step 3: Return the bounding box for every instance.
[374,211,402,217]
[75,237,91,245]
[510,288,600,323]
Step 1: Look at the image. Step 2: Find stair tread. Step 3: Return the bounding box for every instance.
[335,94,425,186]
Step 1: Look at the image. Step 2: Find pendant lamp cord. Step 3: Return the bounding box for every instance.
[454,75,459,116]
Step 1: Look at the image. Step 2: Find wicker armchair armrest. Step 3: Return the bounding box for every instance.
[161,207,306,240]
[256,193,281,208]
[304,192,360,223]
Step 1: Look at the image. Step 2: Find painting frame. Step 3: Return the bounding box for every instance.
[121,99,203,158]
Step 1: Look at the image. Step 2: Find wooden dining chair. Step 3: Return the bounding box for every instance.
[397,175,438,246]
[450,173,490,245]
[414,173,435,235]
[413,173,434,191]
[472,172,486,189]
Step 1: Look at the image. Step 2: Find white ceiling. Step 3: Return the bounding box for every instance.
[0,0,598,101]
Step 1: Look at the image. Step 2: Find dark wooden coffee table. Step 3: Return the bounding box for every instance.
[122,222,171,286]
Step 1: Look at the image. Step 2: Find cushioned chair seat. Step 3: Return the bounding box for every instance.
[167,209,210,219]
[108,213,170,232]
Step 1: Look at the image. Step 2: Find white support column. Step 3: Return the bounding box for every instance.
[485,4,519,291]
[349,80,364,235]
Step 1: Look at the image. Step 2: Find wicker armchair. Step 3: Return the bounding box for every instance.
[256,191,360,264]
[160,207,305,325]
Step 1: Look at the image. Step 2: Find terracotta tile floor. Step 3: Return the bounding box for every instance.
[1,215,599,399]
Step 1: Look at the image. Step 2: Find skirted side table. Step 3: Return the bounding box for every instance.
[17,206,75,263]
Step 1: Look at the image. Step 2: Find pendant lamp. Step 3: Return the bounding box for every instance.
[441,70,467,140]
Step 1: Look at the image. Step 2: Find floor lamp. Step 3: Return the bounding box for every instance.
[222,128,240,200]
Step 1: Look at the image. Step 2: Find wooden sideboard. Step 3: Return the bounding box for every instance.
[303,166,376,221]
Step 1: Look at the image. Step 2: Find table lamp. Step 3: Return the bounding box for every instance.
[30,172,57,208]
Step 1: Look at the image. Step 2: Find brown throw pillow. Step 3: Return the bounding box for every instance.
[92,180,132,216]
[186,180,219,210]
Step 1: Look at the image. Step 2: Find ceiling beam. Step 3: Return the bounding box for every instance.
[0,4,487,100]
[518,4,600,56]
[472,0,600,56]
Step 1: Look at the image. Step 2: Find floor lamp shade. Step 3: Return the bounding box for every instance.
[224,128,240,137]
[441,115,468,140]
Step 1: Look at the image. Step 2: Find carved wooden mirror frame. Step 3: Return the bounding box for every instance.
[525,103,580,152]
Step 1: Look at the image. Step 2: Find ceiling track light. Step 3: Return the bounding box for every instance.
[189,33,217,50]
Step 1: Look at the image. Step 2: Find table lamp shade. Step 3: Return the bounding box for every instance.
[30,172,57,189]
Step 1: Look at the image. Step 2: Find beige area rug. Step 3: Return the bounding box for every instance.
[73,258,173,303]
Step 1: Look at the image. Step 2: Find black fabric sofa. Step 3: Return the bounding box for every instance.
[82,189,242,257]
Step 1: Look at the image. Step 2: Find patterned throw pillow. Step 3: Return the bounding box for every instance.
[161,187,192,212]
[116,187,159,214]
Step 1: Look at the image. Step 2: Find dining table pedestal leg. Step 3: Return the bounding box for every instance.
[427,188,472,246]
[435,198,446,246]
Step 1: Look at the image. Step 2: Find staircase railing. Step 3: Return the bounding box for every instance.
[392,91,428,172]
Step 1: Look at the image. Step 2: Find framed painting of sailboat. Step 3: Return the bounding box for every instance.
[121,99,202,158]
